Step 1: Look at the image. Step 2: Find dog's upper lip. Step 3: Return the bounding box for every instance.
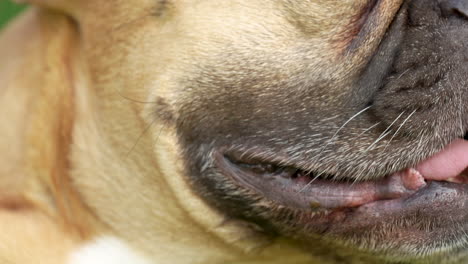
[215,138,468,211]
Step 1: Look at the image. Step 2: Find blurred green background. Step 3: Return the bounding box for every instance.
[0,0,26,30]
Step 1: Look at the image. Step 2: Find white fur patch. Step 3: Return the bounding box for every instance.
[68,237,152,264]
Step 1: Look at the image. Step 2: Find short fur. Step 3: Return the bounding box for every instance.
[1,0,468,263]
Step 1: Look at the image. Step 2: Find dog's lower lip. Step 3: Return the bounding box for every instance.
[219,155,425,209]
[218,154,427,210]
[215,139,468,219]
[215,151,468,234]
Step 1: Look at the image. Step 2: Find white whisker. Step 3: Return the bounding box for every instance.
[357,122,381,137]
[313,106,372,160]
[365,111,405,152]
[384,110,417,151]
[299,171,326,193]
[329,106,372,142]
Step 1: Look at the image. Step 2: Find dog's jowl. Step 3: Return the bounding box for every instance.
[1,0,468,263]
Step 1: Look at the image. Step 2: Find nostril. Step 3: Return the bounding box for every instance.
[440,0,468,19]
[464,131,468,140]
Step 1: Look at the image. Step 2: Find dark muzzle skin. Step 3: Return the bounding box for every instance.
[440,0,468,18]
[174,0,468,262]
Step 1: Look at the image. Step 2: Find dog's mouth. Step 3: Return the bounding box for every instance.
[215,136,468,230]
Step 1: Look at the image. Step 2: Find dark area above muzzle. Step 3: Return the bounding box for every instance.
[371,0,468,142]
[440,0,468,18]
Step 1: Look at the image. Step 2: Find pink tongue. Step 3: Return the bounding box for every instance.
[416,139,468,181]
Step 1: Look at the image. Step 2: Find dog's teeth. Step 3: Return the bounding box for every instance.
[446,177,462,183]
[401,168,426,190]
[445,173,468,184]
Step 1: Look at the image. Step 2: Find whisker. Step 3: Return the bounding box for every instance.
[116,89,159,104]
[383,110,417,151]
[397,68,410,80]
[329,106,372,143]
[365,111,405,152]
[312,106,372,160]
[299,170,326,193]
[357,122,381,137]
[125,117,161,158]
[301,107,373,188]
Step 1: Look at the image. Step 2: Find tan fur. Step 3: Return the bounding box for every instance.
[0,0,406,263]
[0,9,93,263]
[0,7,316,264]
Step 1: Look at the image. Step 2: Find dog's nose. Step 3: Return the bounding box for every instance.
[440,0,468,19]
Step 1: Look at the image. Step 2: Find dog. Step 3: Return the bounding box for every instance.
[1,0,468,263]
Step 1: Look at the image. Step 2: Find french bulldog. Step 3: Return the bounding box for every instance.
[1,0,468,263]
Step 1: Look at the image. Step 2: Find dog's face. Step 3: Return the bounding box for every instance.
[61,0,468,262]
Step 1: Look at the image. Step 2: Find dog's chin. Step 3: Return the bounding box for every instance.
[210,137,468,259]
